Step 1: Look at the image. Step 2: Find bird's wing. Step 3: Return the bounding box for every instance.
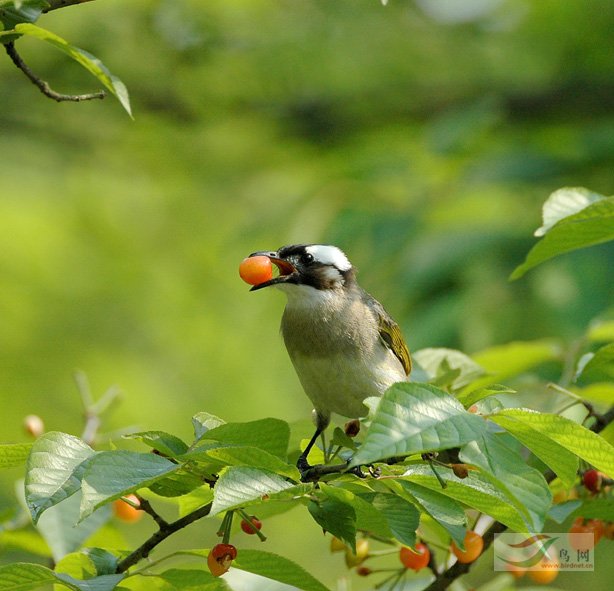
[368,296,412,376]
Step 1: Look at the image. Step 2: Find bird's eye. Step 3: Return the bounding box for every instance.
[301,252,315,265]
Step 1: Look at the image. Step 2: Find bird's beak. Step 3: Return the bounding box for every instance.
[248,250,297,291]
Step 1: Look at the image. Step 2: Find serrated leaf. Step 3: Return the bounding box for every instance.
[489,410,578,488]
[36,491,111,562]
[192,412,225,442]
[511,195,614,279]
[123,431,188,457]
[393,480,467,547]
[185,444,299,480]
[0,563,124,591]
[210,466,295,515]
[371,493,419,547]
[80,451,178,519]
[457,384,516,408]
[0,442,32,468]
[460,432,551,530]
[234,549,331,591]
[413,348,486,390]
[202,418,290,459]
[147,469,204,498]
[351,383,486,466]
[401,464,528,532]
[11,23,132,117]
[491,408,614,479]
[308,495,356,551]
[25,431,95,523]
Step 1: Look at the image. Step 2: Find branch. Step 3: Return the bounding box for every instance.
[423,404,614,591]
[116,502,213,573]
[4,41,105,103]
[42,0,96,13]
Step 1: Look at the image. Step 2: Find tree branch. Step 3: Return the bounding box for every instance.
[423,405,614,591]
[4,41,105,103]
[42,0,96,13]
[116,502,213,573]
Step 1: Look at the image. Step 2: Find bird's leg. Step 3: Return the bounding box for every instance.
[296,427,323,473]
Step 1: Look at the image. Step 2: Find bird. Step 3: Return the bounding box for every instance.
[248,244,411,475]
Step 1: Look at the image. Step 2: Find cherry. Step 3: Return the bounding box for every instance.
[330,536,346,553]
[239,256,273,286]
[569,517,604,549]
[344,538,369,567]
[583,469,603,493]
[113,494,143,523]
[527,561,559,584]
[451,531,484,564]
[399,543,430,571]
[240,515,262,535]
[207,543,237,577]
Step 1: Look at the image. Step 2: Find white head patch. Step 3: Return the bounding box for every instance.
[305,245,352,272]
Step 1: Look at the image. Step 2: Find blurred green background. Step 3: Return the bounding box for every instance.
[1,0,613,588]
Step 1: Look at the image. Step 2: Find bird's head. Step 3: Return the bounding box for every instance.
[248,244,354,293]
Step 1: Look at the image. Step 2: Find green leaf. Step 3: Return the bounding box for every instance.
[587,319,614,342]
[177,485,214,518]
[36,491,111,561]
[401,464,529,532]
[147,469,204,497]
[234,549,331,591]
[548,500,582,524]
[202,418,290,459]
[210,466,295,515]
[511,195,614,279]
[0,563,124,591]
[571,382,614,405]
[460,432,551,530]
[11,23,132,117]
[534,187,607,237]
[0,0,45,30]
[489,410,579,488]
[25,431,95,523]
[192,412,225,442]
[393,480,467,547]
[123,431,188,457]
[158,568,230,591]
[577,343,614,383]
[185,444,299,480]
[456,384,516,408]
[350,383,486,466]
[463,340,561,392]
[491,408,614,479]
[80,451,178,519]
[0,442,32,468]
[413,348,486,390]
[308,494,356,551]
[370,493,419,547]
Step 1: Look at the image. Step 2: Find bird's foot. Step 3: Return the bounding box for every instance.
[296,457,367,482]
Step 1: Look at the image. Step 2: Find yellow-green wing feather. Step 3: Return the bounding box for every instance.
[378,314,412,376]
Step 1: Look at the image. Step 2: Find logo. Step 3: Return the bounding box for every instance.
[494,532,594,572]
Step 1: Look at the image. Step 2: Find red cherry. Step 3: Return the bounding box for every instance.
[399,543,430,571]
[583,469,603,494]
[207,543,237,576]
[240,515,262,535]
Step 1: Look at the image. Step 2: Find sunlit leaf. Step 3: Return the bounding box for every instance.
[0,442,32,469]
[80,451,178,519]
[511,195,614,279]
[123,431,188,457]
[11,23,132,116]
[210,466,295,515]
[25,432,95,523]
[351,382,486,466]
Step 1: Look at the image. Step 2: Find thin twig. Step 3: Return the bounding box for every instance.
[116,502,213,573]
[136,496,169,529]
[42,0,96,13]
[4,41,105,103]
